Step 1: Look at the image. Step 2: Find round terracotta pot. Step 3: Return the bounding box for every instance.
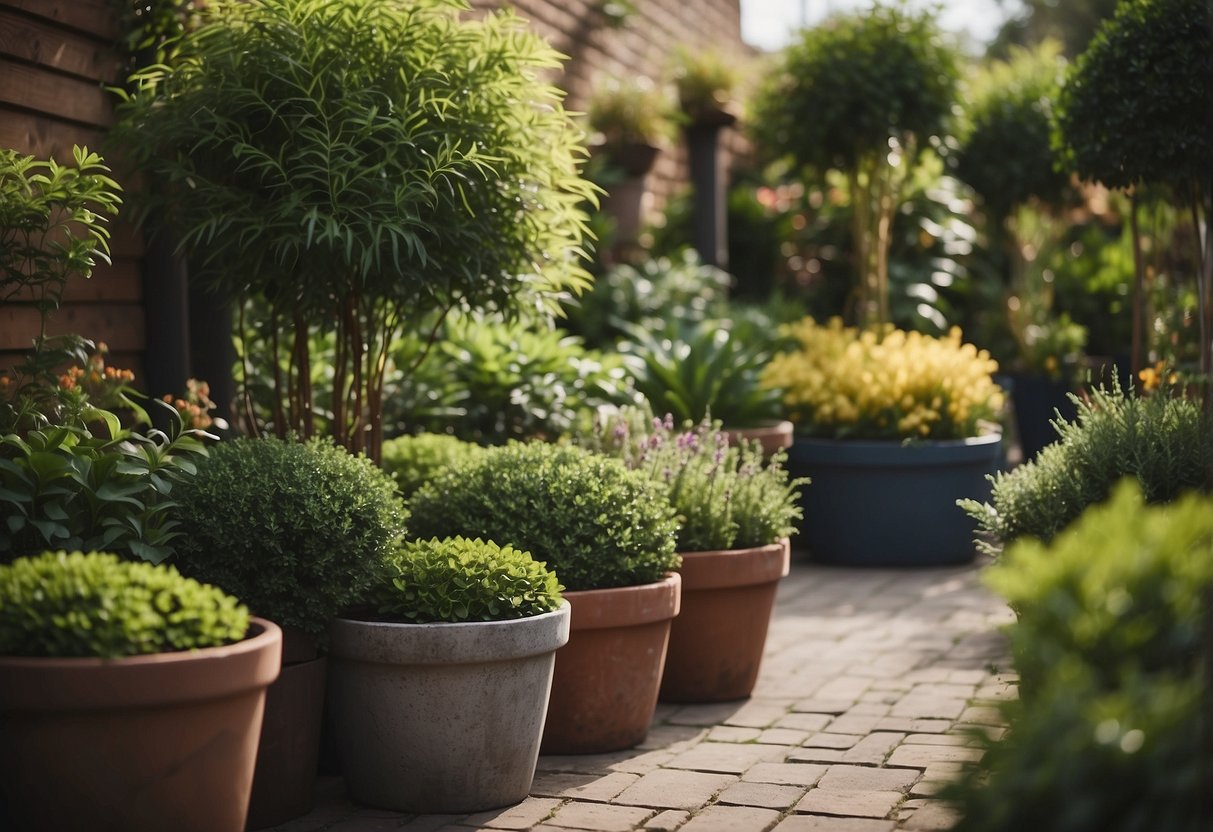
[0,618,282,832]
[541,573,681,755]
[726,420,795,457]
[660,540,790,703]
[328,603,570,813]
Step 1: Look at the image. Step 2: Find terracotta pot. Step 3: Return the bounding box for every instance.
[328,603,570,813]
[541,573,681,755]
[660,540,790,703]
[0,618,282,832]
[726,420,794,457]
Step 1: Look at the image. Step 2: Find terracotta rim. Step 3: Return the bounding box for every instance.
[565,573,682,631]
[677,539,790,591]
[0,616,282,711]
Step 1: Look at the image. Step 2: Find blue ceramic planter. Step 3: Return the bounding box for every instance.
[786,434,1003,566]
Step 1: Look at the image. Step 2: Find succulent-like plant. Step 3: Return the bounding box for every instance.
[366,537,563,624]
[408,442,680,591]
[172,437,407,638]
[0,551,249,659]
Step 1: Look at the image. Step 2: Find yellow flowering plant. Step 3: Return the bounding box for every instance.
[761,317,1004,441]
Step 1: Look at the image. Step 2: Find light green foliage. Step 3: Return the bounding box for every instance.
[369,537,563,623]
[575,408,805,552]
[669,44,741,119]
[0,407,210,564]
[961,385,1213,553]
[408,442,680,591]
[1054,0,1212,191]
[587,76,679,146]
[0,551,249,658]
[172,437,407,637]
[380,433,485,498]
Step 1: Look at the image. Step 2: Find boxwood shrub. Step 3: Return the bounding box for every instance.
[0,551,249,659]
[368,537,562,623]
[408,442,680,590]
[172,437,407,638]
[379,433,485,498]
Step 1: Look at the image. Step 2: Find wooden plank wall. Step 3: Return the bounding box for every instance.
[0,0,145,379]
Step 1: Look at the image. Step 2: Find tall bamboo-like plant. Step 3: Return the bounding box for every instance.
[111,0,596,460]
[751,3,959,326]
[1053,0,1212,382]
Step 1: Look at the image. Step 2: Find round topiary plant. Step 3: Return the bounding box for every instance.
[172,437,407,639]
[0,551,250,659]
[380,433,485,498]
[408,442,680,590]
[366,537,563,623]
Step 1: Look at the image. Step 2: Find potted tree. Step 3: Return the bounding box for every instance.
[0,551,281,832]
[407,441,681,754]
[328,536,569,812]
[762,317,1005,566]
[169,436,406,829]
[576,409,806,702]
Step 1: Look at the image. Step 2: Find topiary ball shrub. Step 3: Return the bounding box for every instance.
[380,433,485,498]
[408,442,680,591]
[961,385,1213,554]
[367,537,563,624]
[0,551,249,659]
[173,437,407,639]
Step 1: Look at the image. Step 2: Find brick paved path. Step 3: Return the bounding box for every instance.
[268,561,1016,832]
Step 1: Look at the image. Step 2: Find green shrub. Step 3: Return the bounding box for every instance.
[408,442,680,590]
[574,408,805,552]
[380,433,485,498]
[0,551,249,658]
[368,537,563,623]
[172,437,407,637]
[960,386,1213,553]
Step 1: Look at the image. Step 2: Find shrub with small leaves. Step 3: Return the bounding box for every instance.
[367,537,563,623]
[0,551,249,659]
[408,442,680,591]
[380,433,485,498]
[173,437,407,638]
[960,385,1213,554]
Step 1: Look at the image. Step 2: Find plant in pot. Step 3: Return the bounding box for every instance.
[170,436,407,829]
[575,408,806,702]
[328,536,569,813]
[761,316,1005,565]
[669,44,743,128]
[586,74,679,178]
[379,432,486,499]
[407,441,681,754]
[0,550,281,832]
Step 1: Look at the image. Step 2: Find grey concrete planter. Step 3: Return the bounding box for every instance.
[327,602,570,813]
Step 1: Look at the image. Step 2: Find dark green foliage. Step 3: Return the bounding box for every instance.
[380,433,485,498]
[961,386,1213,553]
[368,537,563,623]
[956,43,1070,222]
[751,4,959,174]
[988,0,1119,59]
[408,442,680,591]
[0,550,249,658]
[172,437,407,637]
[1054,0,1213,191]
[0,411,210,564]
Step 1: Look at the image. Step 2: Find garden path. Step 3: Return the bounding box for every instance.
[268,559,1015,832]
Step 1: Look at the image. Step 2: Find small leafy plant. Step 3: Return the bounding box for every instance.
[587,75,679,147]
[574,408,805,552]
[380,433,485,498]
[960,384,1213,553]
[0,550,249,659]
[367,537,563,624]
[408,441,680,591]
[172,437,407,638]
[762,317,1004,440]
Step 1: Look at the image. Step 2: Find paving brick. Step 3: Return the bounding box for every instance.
[707,725,764,743]
[757,728,812,746]
[785,747,846,764]
[679,805,781,832]
[666,702,750,727]
[841,732,904,765]
[957,706,1004,726]
[906,733,981,747]
[531,771,640,801]
[465,797,563,829]
[644,810,690,831]
[856,691,901,705]
[945,670,988,685]
[716,781,805,809]
[841,702,891,716]
[802,733,862,750]
[816,765,919,793]
[795,789,902,818]
[774,814,896,831]
[821,715,882,735]
[885,744,984,768]
[908,683,977,699]
[900,801,961,830]
[725,702,793,729]
[613,769,736,810]
[775,713,833,732]
[888,696,966,720]
[664,742,786,774]
[547,801,655,831]
[398,815,473,832]
[791,699,855,715]
[742,762,829,787]
[873,717,951,734]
